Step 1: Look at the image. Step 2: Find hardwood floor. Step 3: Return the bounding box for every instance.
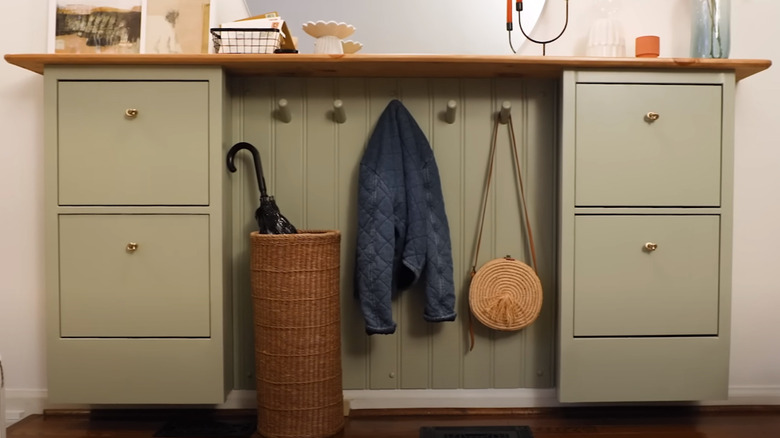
[7,406,780,438]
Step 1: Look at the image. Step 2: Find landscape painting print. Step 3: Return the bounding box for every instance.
[145,0,211,54]
[54,0,142,53]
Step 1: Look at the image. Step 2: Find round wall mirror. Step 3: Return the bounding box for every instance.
[242,0,547,54]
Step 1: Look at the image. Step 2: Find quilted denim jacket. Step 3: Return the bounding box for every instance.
[355,100,457,334]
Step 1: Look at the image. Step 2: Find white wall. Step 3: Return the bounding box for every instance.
[1,0,778,419]
[0,0,49,422]
[242,0,546,55]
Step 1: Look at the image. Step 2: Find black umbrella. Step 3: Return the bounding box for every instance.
[226,142,298,234]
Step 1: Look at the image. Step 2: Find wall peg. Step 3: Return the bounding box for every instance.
[498,101,512,124]
[276,98,292,123]
[333,99,347,123]
[445,100,457,124]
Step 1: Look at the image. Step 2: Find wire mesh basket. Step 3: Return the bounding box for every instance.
[210,27,281,54]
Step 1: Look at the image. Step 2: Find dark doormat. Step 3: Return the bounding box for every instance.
[154,418,256,437]
[420,425,533,438]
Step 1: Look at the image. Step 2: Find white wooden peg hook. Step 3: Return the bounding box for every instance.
[445,100,457,124]
[498,101,512,124]
[276,99,291,123]
[333,99,347,124]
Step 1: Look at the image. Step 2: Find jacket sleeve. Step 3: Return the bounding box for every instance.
[355,166,398,334]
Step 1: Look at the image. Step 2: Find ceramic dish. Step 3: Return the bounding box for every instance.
[341,40,363,54]
[301,21,355,40]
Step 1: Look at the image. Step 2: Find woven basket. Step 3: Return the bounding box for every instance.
[250,230,344,438]
[469,257,543,331]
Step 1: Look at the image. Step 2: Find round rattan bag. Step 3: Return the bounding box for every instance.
[469,256,543,331]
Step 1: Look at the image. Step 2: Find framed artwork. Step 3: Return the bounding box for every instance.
[144,0,212,54]
[48,0,213,54]
[50,0,143,53]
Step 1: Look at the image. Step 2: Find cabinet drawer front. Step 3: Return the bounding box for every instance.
[573,215,720,336]
[59,214,210,338]
[58,81,209,206]
[575,84,722,206]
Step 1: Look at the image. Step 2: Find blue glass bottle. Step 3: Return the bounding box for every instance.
[691,0,730,58]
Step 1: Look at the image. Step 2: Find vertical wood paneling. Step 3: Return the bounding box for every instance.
[492,80,528,388]
[430,79,465,389]
[233,78,273,390]
[335,77,369,390]
[461,79,495,389]
[518,78,558,387]
[234,77,558,391]
[398,79,433,389]
[304,78,338,230]
[366,78,401,389]
[273,78,306,228]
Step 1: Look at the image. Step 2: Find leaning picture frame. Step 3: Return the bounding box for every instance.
[48,0,144,54]
[48,0,214,54]
[144,0,213,54]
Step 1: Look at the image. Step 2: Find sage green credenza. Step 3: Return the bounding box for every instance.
[4,54,770,405]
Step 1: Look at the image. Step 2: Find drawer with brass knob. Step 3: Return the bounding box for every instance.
[57,81,209,206]
[58,214,210,338]
[573,214,720,337]
[574,83,722,207]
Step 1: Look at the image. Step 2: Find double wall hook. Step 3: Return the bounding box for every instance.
[498,101,512,124]
[445,100,457,124]
[333,99,347,124]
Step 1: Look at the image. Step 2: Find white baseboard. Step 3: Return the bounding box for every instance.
[711,385,780,406]
[4,390,48,426]
[5,385,780,424]
[345,386,780,410]
[343,388,562,410]
[5,410,25,426]
[221,389,257,409]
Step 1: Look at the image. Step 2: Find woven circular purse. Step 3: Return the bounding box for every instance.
[470,256,542,331]
[469,113,542,345]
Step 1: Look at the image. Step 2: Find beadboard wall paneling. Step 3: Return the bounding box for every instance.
[231,78,557,390]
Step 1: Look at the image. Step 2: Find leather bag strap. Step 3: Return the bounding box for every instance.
[471,115,538,276]
[469,114,539,351]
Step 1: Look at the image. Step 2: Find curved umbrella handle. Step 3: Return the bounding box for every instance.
[226,142,268,196]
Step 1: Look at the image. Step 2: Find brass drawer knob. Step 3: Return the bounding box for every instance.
[645,112,660,122]
[126,242,139,253]
[644,242,658,251]
[125,108,139,119]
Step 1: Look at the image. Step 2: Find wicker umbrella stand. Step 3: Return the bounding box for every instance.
[250,230,344,438]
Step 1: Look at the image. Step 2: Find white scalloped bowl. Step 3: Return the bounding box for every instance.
[302,21,356,40]
[341,40,363,54]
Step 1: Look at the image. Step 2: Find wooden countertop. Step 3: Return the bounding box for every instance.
[4,54,772,81]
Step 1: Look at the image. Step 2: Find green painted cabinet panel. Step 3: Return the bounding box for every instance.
[59,214,211,338]
[58,81,210,206]
[575,84,722,207]
[574,215,720,336]
[558,337,729,402]
[48,339,227,404]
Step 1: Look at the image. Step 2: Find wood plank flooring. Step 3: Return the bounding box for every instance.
[7,406,780,438]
